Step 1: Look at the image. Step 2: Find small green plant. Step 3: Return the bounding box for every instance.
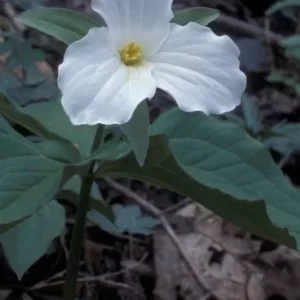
[0,2,300,300]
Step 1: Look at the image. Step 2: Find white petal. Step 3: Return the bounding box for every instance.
[91,0,173,56]
[58,27,156,126]
[149,23,246,115]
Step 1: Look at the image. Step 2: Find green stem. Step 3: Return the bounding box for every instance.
[92,125,105,150]
[62,125,104,300]
[62,166,93,300]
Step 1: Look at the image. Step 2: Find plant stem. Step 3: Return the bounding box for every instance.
[62,166,93,300]
[62,125,104,300]
[92,125,105,151]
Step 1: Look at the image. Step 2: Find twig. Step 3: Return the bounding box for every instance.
[216,14,282,44]
[278,151,293,168]
[2,0,26,32]
[121,259,154,277]
[30,277,132,291]
[85,239,115,253]
[100,252,148,280]
[161,198,192,215]
[29,262,85,291]
[30,275,66,291]
[104,177,220,299]
[30,253,148,291]
[200,293,212,300]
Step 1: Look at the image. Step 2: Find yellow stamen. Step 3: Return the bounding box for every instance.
[119,42,143,66]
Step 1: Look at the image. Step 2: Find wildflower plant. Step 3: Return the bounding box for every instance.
[0,0,299,299]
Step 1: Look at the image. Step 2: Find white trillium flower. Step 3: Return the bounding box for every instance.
[58,0,246,125]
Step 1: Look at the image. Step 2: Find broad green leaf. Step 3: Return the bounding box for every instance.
[0,130,64,230]
[121,101,149,166]
[266,0,300,15]
[281,35,300,47]
[150,109,300,247]
[23,101,97,158]
[0,200,65,279]
[0,97,81,162]
[88,204,159,235]
[0,157,63,227]
[62,175,114,221]
[18,8,101,45]
[172,7,220,26]
[98,136,295,248]
[34,140,80,164]
[0,96,70,143]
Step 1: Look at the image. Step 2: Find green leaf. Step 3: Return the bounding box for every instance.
[98,136,295,248]
[150,109,300,247]
[0,74,23,100]
[223,112,246,127]
[0,97,81,164]
[0,156,63,227]
[34,140,80,164]
[76,135,131,166]
[0,96,71,143]
[88,204,159,235]
[241,95,262,134]
[88,209,118,234]
[6,38,46,68]
[0,128,64,230]
[271,122,300,141]
[281,34,300,47]
[0,113,20,136]
[0,200,65,279]
[264,122,300,154]
[264,136,296,155]
[266,0,300,15]
[0,41,12,55]
[121,101,149,166]
[18,8,101,45]
[0,97,82,163]
[172,7,220,26]
[267,70,284,82]
[23,101,97,158]
[267,70,300,95]
[285,47,300,60]
[7,79,60,105]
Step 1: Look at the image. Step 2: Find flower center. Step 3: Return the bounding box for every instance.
[119,42,143,66]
